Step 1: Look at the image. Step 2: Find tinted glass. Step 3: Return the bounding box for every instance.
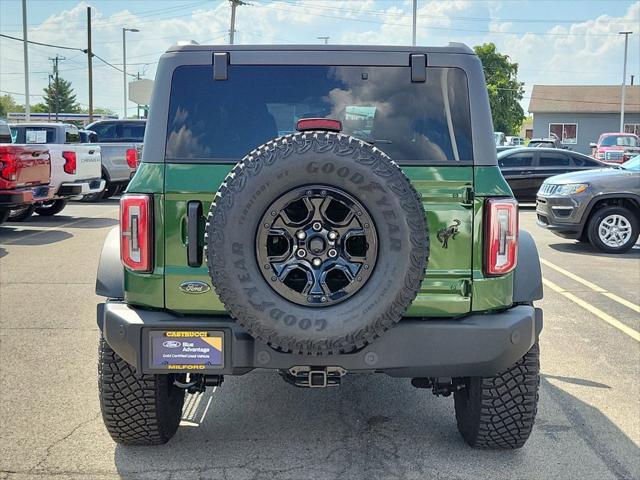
[498,152,533,168]
[600,135,638,147]
[12,126,56,143]
[571,153,600,167]
[90,123,117,141]
[539,153,570,167]
[120,123,145,141]
[166,65,473,164]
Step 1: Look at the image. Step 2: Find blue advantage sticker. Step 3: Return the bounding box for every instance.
[150,331,223,370]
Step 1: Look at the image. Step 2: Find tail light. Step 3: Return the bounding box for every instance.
[120,194,153,272]
[0,150,17,181]
[125,148,138,169]
[62,151,76,174]
[484,198,518,276]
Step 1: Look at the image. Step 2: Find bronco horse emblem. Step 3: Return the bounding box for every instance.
[437,219,461,249]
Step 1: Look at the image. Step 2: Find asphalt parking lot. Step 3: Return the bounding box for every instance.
[0,201,638,480]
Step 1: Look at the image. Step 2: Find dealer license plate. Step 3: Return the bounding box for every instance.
[149,330,224,371]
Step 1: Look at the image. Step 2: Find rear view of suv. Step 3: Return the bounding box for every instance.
[96,44,544,449]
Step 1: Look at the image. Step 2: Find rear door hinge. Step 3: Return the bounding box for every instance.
[461,186,474,206]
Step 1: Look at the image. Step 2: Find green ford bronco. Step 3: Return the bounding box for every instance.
[96,44,543,449]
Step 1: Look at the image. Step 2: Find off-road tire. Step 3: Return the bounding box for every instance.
[35,199,68,216]
[9,204,35,222]
[454,342,540,449]
[587,205,639,254]
[0,208,10,225]
[206,131,429,355]
[98,337,185,446]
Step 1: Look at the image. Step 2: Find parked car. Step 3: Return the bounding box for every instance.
[590,132,640,164]
[537,155,640,253]
[0,120,54,225]
[493,131,506,146]
[506,136,525,146]
[10,122,104,217]
[95,44,543,449]
[82,119,145,201]
[498,147,607,202]
[528,137,567,149]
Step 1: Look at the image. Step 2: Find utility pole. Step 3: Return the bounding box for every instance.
[48,55,65,121]
[317,36,330,45]
[47,74,52,121]
[22,0,30,120]
[229,0,248,45]
[87,6,93,123]
[412,0,417,46]
[619,31,633,132]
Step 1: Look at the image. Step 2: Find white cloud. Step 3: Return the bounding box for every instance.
[1,0,638,116]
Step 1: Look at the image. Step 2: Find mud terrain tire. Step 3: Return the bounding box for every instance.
[206,132,429,355]
[98,337,185,445]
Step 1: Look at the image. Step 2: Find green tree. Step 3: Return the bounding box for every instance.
[0,94,24,118]
[42,76,80,114]
[474,43,525,135]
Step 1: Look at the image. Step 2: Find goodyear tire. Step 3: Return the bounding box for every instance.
[206,132,429,355]
[98,337,185,445]
[454,342,540,449]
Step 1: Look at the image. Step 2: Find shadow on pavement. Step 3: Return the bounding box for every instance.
[549,241,640,259]
[111,373,640,480]
[0,229,73,246]
[542,374,611,389]
[0,246,6,258]
[11,216,118,229]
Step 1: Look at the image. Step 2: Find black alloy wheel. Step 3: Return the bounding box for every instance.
[256,186,377,307]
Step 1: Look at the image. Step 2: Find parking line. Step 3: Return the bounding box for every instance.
[543,278,640,342]
[540,257,640,314]
[1,209,118,246]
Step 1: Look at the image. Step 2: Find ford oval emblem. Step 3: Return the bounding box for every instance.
[179,281,211,294]
[163,340,182,348]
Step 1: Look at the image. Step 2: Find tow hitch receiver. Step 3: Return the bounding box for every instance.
[286,366,346,388]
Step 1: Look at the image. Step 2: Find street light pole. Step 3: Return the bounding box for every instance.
[22,0,30,121]
[122,27,139,119]
[619,31,632,132]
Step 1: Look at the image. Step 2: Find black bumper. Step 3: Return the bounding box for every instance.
[98,301,543,378]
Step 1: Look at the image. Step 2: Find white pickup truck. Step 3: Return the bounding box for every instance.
[10,122,104,216]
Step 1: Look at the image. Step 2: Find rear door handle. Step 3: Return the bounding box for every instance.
[187,201,203,267]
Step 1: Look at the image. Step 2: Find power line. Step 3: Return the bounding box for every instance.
[0,33,84,51]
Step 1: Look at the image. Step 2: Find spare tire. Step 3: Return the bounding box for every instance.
[206,132,429,355]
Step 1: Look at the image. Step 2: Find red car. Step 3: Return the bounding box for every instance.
[590,132,640,164]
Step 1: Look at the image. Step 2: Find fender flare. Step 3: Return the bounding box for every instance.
[513,229,543,303]
[96,227,124,299]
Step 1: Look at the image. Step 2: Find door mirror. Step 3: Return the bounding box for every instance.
[589,142,597,148]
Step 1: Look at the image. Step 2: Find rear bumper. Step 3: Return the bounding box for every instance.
[57,179,106,196]
[98,301,543,378]
[0,185,55,207]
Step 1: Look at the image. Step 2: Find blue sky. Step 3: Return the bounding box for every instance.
[1,0,639,116]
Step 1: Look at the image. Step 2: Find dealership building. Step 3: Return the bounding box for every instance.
[528,85,640,154]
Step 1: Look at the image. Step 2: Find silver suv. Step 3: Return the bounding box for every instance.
[536,155,640,253]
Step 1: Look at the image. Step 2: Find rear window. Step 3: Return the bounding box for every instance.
[90,122,145,142]
[165,65,473,164]
[12,126,56,144]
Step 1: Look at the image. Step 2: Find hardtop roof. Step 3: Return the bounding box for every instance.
[165,43,474,55]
